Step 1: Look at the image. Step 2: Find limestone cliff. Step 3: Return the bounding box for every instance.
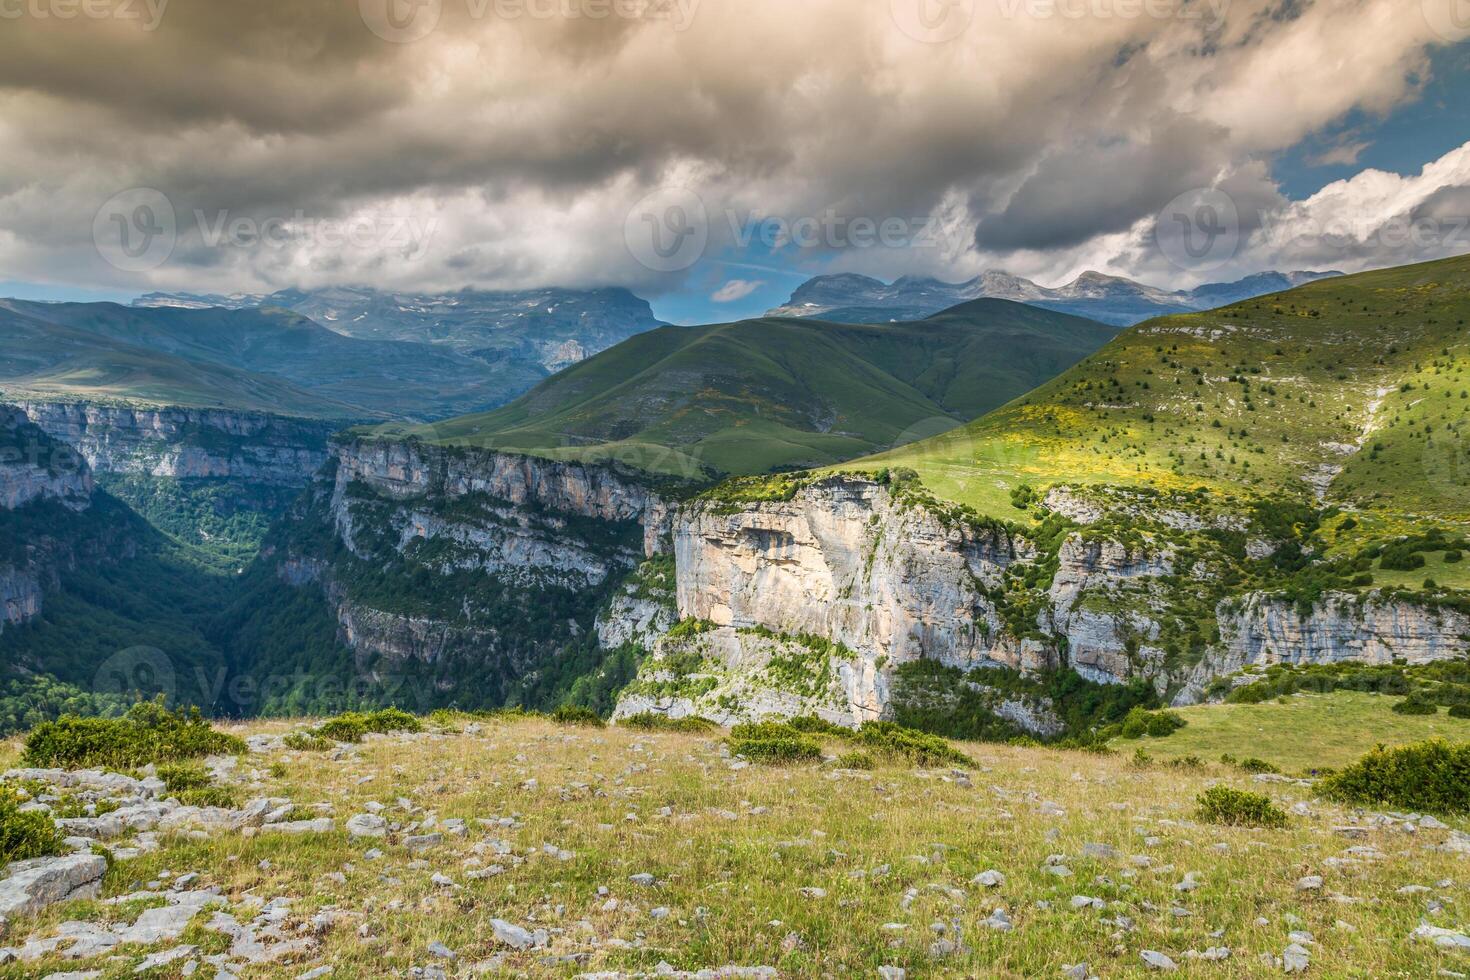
[613,474,1470,730]
[0,566,43,637]
[269,439,673,707]
[1,406,93,511]
[19,401,333,487]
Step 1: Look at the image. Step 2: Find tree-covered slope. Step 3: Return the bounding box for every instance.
[374,300,1117,478]
[863,255,1470,524]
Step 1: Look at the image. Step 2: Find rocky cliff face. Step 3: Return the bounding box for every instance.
[676,477,1035,674]
[19,401,332,486]
[0,566,43,637]
[268,439,670,707]
[1174,594,1470,701]
[614,475,1470,730]
[1,406,93,511]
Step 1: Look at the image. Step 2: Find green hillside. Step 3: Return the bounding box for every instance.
[0,300,536,421]
[862,255,1470,522]
[374,300,1117,478]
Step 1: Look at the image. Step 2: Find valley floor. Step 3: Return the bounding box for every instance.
[2,714,1469,978]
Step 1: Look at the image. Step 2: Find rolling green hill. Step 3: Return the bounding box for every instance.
[861,255,1470,524]
[374,300,1117,478]
[0,300,535,421]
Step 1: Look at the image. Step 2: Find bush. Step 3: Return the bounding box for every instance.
[1239,757,1282,775]
[1118,707,1188,740]
[618,713,717,733]
[0,785,67,863]
[785,715,853,737]
[1322,739,1470,814]
[551,705,605,728]
[1196,786,1289,828]
[315,715,367,743]
[728,735,822,764]
[158,762,212,793]
[316,708,422,743]
[23,699,245,770]
[836,751,876,770]
[1392,692,1440,716]
[853,722,971,769]
[283,731,332,751]
[1449,704,1470,720]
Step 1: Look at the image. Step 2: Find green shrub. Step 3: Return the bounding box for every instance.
[1167,755,1205,771]
[853,722,971,769]
[158,762,212,793]
[551,705,605,728]
[23,699,245,770]
[1195,786,1289,828]
[1322,739,1470,814]
[0,785,67,863]
[728,735,822,764]
[1118,707,1188,739]
[315,707,422,743]
[836,751,876,770]
[1393,692,1440,716]
[785,715,853,737]
[315,715,367,743]
[618,713,717,733]
[1239,757,1282,775]
[283,731,332,751]
[1449,704,1470,720]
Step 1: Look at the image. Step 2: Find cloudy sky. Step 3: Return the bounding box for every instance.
[0,0,1468,323]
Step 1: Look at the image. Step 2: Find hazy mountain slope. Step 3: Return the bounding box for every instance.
[770,269,1343,327]
[861,254,1470,521]
[0,300,523,421]
[374,300,1117,479]
[136,285,665,374]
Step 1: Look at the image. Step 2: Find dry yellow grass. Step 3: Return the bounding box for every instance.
[2,716,1468,977]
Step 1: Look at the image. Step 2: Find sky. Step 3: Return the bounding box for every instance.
[0,0,1468,325]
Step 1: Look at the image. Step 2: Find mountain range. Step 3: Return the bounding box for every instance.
[768,269,1343,327]
[136,285,664,375]
[375,299,1118,479]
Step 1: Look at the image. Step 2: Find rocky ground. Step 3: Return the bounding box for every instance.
[1,716,1468,978]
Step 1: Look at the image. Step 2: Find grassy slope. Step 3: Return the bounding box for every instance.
[2,715,1466,977]
[0,300,535,421]
[374,300,1117,478]
[861,255,1470,521]
[1117,691,1470,771]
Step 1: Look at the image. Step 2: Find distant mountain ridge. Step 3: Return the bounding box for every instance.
[769,269,1343,327]
[373,298,1118,479]
[0,299,544,421]
[135,285,664,375]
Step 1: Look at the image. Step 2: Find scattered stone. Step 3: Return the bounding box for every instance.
[346,814,387,839]
[0,854,108,918]
[1296,876,1324,892]
[1141,950,1177,972]
[972,870,1005,889]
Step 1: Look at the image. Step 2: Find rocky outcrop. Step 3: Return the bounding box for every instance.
[334,437,663,534]
[1046,534,1175,686]
[19,401,333,486]
[620,475,1470,730]
[0,854,107,918]
[0,566,43,636]
[676,477,1039,676]
[1,406,92,511]
[1176,593,1470,702]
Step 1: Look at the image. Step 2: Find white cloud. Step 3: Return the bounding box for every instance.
[710,279,764,303]
[0,0,1457,298]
